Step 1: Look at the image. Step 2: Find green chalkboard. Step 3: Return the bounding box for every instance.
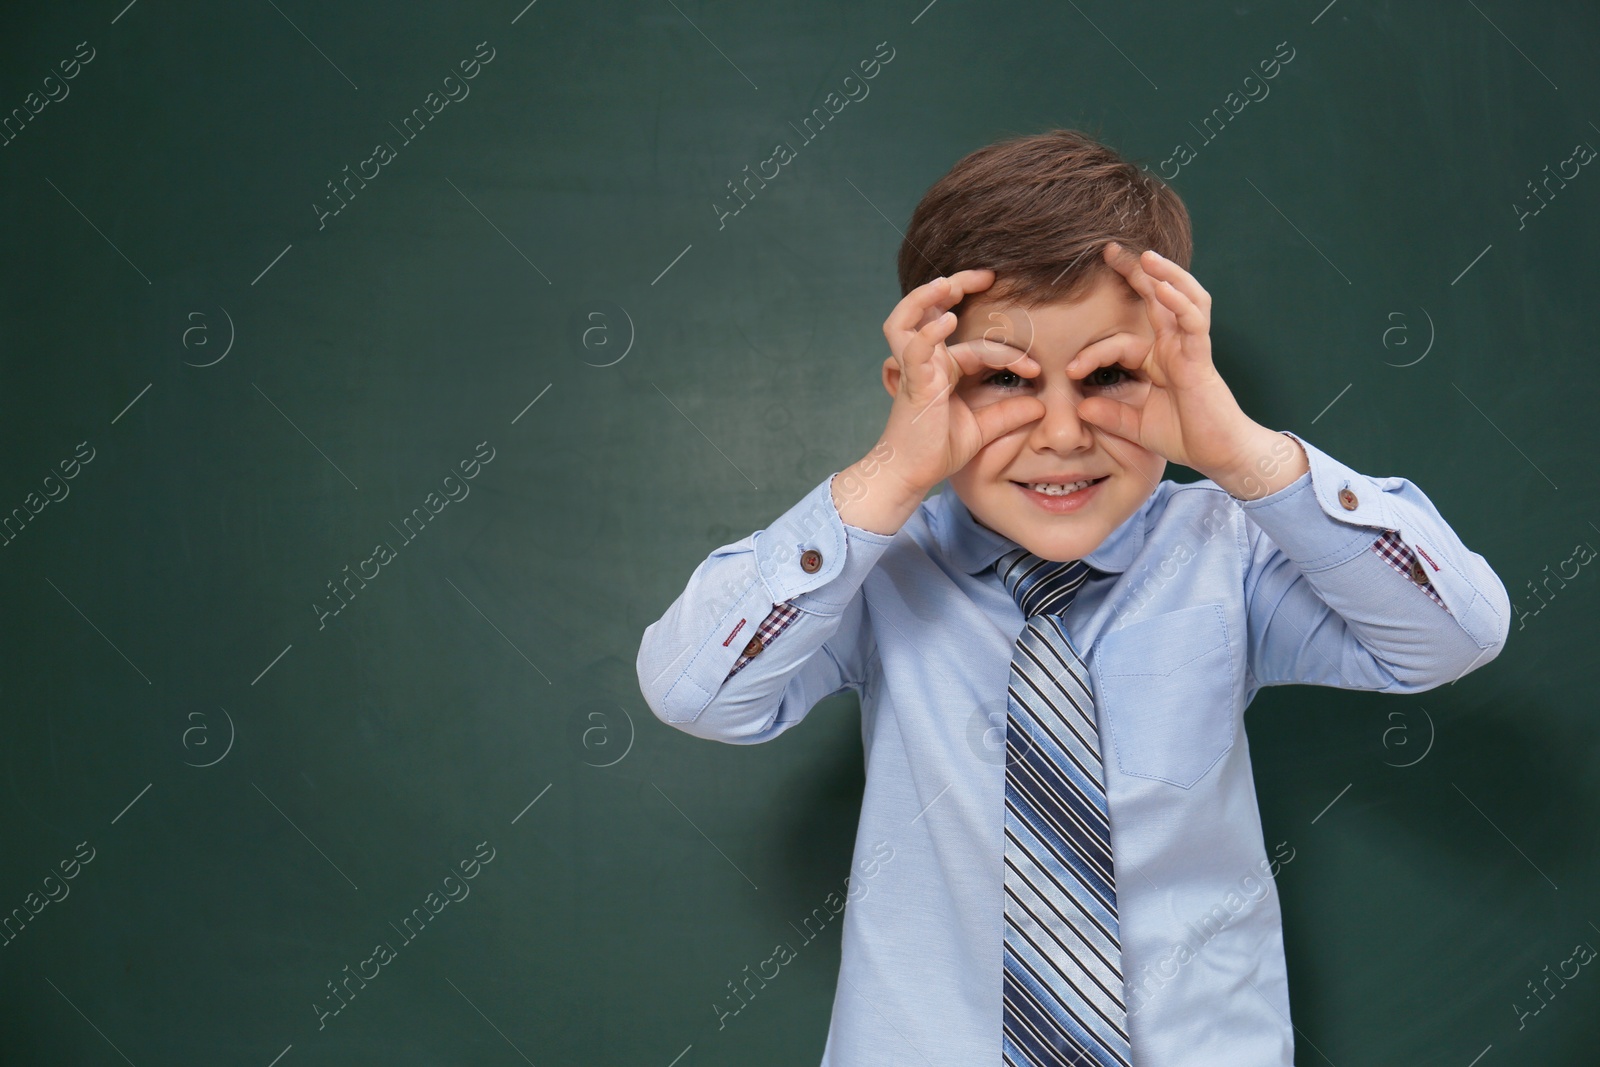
[1,1,1595,1064]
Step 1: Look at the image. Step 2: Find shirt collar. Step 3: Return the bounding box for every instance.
[932,480,1156,577]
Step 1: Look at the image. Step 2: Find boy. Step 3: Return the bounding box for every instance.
[636,129,1510,1065]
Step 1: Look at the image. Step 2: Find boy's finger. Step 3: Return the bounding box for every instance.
[1148,277,1209,335]
[1101,241,1145,279]
[971,394,1045,445]
[943,268,996,302]
[918,269,995,307]
[1102,242,1163,302]
[917,270,997,329]
[896,308,958,376]
[1064,332,1148,379]
[1104,243,1183,331]
[1077,395,1142,444]
[1125,246,1210,313]
[885,270,996,337]
[884,278,949,339]
[889,274,967,328]
[946,338,1039,379]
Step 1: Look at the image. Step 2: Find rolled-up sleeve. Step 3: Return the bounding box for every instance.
[1236,431,1511,692]
[636,471,895,743]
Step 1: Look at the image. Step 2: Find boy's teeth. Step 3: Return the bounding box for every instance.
[1028,479,1096,495]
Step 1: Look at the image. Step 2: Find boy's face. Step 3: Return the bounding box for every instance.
[942,270,1166,563]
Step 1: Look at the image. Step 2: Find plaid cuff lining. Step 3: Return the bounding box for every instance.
[1371,528,1449,612]
[725,602,804,679]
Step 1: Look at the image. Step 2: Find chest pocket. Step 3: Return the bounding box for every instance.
[1092,602,1237,789]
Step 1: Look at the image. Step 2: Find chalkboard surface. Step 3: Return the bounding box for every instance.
[2,1,1596,1064]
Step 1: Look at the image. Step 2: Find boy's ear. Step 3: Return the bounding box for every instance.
[881,354,900,398]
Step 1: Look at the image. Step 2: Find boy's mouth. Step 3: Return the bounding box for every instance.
[1011,475,1109,511]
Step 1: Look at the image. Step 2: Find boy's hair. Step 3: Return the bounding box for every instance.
[896,128,1193,313]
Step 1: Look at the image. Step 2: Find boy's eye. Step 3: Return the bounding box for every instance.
[980,366,1133,390]
[983,369,1026,389]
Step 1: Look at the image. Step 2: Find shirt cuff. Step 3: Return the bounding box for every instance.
[752,471,898,616]
[1235,430,1399,570]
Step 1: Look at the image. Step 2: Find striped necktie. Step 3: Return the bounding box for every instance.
[995,547,1132,1066]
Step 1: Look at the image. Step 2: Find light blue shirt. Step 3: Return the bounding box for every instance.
[636,430,1510,1065]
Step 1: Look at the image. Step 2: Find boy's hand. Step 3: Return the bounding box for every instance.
[874,271,1048,497]
[1064,242,1302,495]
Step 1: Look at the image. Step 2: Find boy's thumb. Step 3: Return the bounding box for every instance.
[1076,397,1128,437]
[1075,397,1106,428]
[974,395,1045,444]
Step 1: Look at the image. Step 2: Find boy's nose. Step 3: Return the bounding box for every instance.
[1026,378,1096,452]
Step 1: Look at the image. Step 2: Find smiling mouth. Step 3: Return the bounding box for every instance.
[1012,475,1109,496]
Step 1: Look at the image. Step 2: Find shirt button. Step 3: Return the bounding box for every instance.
[742,635,764,657]
[800,549,823,573]
[1409,558,1429,585]
[1338,487,1359,510]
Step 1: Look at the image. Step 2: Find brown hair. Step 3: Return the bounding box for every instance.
[896,127,1192,313]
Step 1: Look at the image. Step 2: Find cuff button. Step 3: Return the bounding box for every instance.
[800,548,823,573]
[1338,487,1359,510]
[1409,558,1429,584]
[742,636,764,657]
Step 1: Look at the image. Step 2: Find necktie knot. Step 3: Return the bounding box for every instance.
[997,547,1096,620]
